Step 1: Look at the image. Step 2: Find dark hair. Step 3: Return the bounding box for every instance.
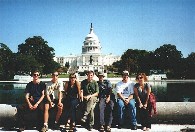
[31,70,40,76]
[69,73,76,78]
[87,70,94,75]
[136,73,148,81]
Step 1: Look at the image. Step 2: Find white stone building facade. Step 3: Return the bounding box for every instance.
[54,24,121,73]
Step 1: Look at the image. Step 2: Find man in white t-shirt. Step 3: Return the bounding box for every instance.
[41,72,64,132]
[116,70,137,130]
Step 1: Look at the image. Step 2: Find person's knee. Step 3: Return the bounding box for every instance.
[117,101,124,108]
[110,101,114,107]
[45,103,50,108]
[129,100,135,107]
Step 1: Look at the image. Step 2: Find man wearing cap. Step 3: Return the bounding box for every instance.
[97,71,114,132]
[116,70,137,130]
[80,70,99,131]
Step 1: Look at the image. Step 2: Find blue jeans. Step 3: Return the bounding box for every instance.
[117,98,137,126]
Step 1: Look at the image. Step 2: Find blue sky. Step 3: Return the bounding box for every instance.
[0,0,194,57]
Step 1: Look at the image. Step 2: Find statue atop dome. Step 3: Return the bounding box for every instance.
[90,23,93,33]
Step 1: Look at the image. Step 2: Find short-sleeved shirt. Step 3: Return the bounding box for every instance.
[97,79,112,98]
[25,81,46,103]
[81,79,99,96]
[45,81,64,100]
[116,81,134,99]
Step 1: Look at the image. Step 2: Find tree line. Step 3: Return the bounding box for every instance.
[109,44,195,79]
[0,36,195,80]
[0,36,60,80]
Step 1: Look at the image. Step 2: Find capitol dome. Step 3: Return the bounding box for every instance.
[82,23,101,54]
[85,29,99,44]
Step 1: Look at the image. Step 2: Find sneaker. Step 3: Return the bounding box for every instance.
[70,123,76,132]
[65,122,70,129]
[106,126,111,132]
[41,125,48,132]
[99,125,104,131]
[81,116,87,123]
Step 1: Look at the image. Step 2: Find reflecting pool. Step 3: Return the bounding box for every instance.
[150,81,195,102]
[0,81,195,104]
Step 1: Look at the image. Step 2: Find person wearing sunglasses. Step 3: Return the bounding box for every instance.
[63,73,81,132]
[134,73,151,131]
[41,71,64,132]
[17,70,46,131]
[116,70,137,130]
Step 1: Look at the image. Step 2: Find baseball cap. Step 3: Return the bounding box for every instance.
[98,71,105,77]
[122,70,129,76]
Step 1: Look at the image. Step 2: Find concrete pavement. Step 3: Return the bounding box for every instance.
[1,124,195,132]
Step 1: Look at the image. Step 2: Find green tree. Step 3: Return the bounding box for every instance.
[13,54,40,75]
[57,66,68,74]
[47,61,61,74]
[17,36,56,74]
[112,60,121,73]
[106,65,118,73]
[136,51,151,74]
[153,44,183,78]
[120,49,150,74]
[0,43,14,80]
[185,52,195,79]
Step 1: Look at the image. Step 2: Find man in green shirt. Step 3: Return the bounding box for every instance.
[80,70,99,131]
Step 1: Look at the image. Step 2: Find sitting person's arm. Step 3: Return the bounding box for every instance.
[116,83,126,101]
[117,93,126,102]
[84,81,99,100]
[76,81,82,100]
[144,84,151,109]
[134,87,143,108]
[58,91,63,107]
[106,80,112,103]
[125,83,135,105]
[57,81,64,107]
[33,90,45,109]
[46,94,53,107]
[25,93,34,110]
[86,92,98,100]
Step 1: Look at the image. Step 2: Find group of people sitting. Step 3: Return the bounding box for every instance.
[17,70,153,132]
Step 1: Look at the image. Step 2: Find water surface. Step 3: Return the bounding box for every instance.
[0,81,195,104]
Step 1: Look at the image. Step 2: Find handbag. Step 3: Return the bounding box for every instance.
[148,92,157,117]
